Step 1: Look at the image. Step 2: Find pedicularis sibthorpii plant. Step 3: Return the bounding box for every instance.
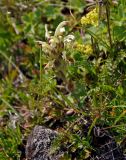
[35,0,126,158]
[0,0,126,159]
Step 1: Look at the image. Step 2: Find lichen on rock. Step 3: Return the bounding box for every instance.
[26,126,63,160]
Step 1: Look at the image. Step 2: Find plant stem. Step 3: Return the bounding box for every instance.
[0,97,19,116]
[88,116,99,137]
[105,1,112,48]
[40,46,42,82]
[0,50,24,79]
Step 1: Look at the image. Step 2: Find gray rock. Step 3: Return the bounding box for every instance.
[26,126,63,160]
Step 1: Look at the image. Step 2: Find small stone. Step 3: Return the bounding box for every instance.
[26,126,63,160]
[66,109,74,116]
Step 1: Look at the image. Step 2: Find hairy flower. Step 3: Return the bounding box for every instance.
[64,35,75,42]
[81,8,98,26]
[54,21,68,37]
[59,27,65,34]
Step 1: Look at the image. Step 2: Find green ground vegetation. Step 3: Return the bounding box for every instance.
[0,0,126,159]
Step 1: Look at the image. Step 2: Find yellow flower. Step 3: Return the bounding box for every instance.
[84,44,93,54]
[81,8,98,27]
[74,43,93,55]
